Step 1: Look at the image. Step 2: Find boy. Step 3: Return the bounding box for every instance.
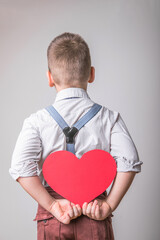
[9,32,143,240]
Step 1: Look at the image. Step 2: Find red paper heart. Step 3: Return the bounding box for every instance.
[42,149,117,207]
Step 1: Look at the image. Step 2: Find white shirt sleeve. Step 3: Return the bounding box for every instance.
[110,113,143,173]
[9,114,42,181]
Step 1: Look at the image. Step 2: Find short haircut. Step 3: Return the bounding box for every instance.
[47,32,91,86]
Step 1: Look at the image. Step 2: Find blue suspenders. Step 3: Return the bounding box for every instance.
[45,102,102,155]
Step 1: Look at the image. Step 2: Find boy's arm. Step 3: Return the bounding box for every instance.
[105,171,136,212]
[106,112,143,212]
[17,176,55,212]
[17,176,82,224]
[82,171,136,220]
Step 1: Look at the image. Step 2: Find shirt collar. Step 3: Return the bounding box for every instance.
[54,87,91,102]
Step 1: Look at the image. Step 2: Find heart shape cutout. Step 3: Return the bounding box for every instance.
[42,149,117,207]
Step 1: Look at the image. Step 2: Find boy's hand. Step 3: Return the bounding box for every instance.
[49,199,82,224]
[82,199,112,221]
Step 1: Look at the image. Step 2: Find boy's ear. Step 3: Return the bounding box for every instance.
[47,70,55,87]
[88,66,95,83]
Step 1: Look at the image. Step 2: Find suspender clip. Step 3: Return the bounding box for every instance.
[63,127,79,144]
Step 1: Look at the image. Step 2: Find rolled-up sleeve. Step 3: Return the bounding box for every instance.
[9,115,42,181]
[110,113,143,173]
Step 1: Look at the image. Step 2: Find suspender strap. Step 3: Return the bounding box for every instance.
[45,103,102,154]
[73,104,102,130]
[66,143,75,154]
[45,106,69,129]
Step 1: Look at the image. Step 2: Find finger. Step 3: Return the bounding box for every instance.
[71,203,81,217]
[82,202,87,215]
[94,199,98,205]
[91,200,98,218]
[67,203,74,218]
[95,205,100,220]
[71,202,76,207]
[96,198,102,207]
[72,205,78,218]
[86,202,93,216]
[76,204,82,216]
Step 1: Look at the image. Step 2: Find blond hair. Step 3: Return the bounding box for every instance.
[47,32,91,86]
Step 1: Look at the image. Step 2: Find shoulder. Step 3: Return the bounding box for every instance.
[22,106,50,131]
[100,104,120,127]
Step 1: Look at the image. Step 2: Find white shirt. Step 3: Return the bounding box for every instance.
[9,87,143,186]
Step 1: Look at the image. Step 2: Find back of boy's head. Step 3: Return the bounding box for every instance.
[47,32,91,87]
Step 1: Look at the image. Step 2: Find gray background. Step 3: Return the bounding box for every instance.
[1,0,160,239]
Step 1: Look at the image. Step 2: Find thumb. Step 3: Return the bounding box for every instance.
[55,203,71,224]
[63,213,71,224]
[54,202,64,219]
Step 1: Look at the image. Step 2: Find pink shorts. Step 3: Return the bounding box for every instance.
[33,186,115,240]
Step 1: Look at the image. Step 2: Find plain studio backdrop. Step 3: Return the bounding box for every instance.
[0,0,159,239]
